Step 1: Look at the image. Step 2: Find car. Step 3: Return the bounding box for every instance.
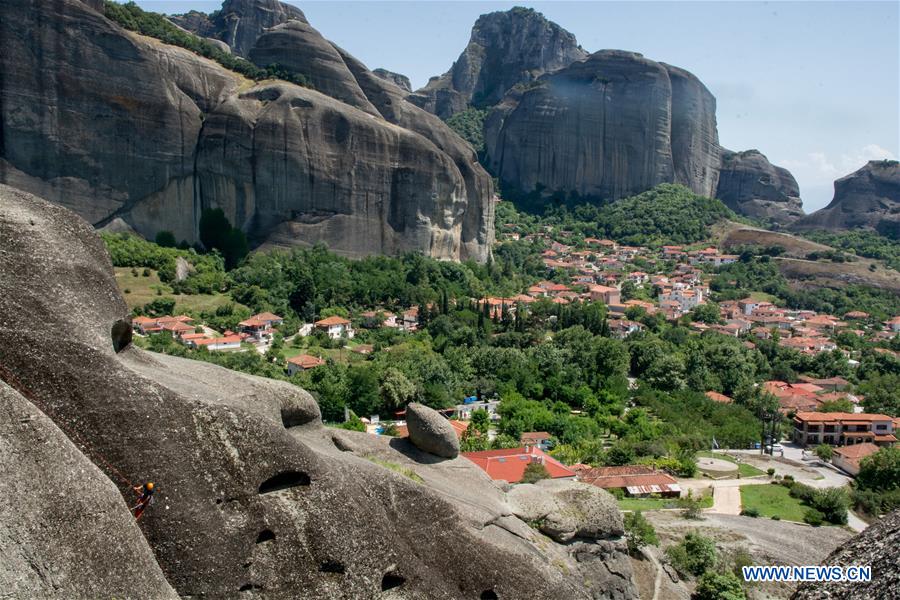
[765,443,784,453]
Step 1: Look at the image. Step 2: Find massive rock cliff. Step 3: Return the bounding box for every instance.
[410,7,588,119]
[484,50,721,202]
[0,0,493,262]
[716,149,804,225]
[0,182,637,599]
[792,160,900,234]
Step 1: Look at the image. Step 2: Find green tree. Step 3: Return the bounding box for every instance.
[814,444,834,461]
[154,230,177,247]
[380,368,416,412]
[665,531,717,577]
[693,571,746,600]
[623,510,658,555]
[856,447,900,492]
[520,462,551,484]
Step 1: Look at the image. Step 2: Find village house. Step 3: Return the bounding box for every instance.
[705,391,733,404]
[286,353,326,376]
[589,284,620,306]
[520,431,553,451]
[190,334,243,352]
[238,312,283,343]
[453,399,501,421]
[132,315,194,335]
[609,319,644,339]
[885,316,900,333]
[359,310,398,329]
[315,315,355,340]
[462,446,576,483]
[831,443,881,476]
[792,412,897,447]
[578,465,681,498]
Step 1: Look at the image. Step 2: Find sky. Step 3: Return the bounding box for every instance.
[137,1,899,213]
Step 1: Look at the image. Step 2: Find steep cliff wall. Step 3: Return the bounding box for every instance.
[716,149,804,225]
[0,0,493,261]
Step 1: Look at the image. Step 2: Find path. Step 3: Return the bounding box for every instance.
[711,484,742,515]
[642,546,663,600]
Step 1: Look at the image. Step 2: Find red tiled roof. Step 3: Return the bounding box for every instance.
[462,447,576,483]
[286,354,326,369]
[579,466,679,491]
[794,412,894,423]
[315,316,351,326]
[520,431,551,443]
[705,391,733,404]
[193,335,242,346]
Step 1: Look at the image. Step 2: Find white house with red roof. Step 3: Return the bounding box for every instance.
[239,312,283,343]
[315,316,354,339]
[286,354,326,376]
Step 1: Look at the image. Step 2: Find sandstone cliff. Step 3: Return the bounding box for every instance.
[484,50,721,202]
[792,160,900,234]
[0,182,636,599]
[0,0,493,261]
[373,68,412,92]
[410,7,588,119]
[716,149,804,225]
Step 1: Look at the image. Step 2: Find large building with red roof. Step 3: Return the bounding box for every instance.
[792,412,897,447]
[578,466,681,498]
[462,446,576,483]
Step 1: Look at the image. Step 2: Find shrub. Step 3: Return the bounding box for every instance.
[665,531,717,577]
[803,508,825,526]
[678,490,704,520]
[788,482,816,504]
[771,515,780,520]
[693,570,746,600]
[521,462,551,484]
[782,474,794,482]
[740,507,759,518]
[766,467,775,477]
[811,487,848,525]
[624,510,659,554]
[815,444,834,461]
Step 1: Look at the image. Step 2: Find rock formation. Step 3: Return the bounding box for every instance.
[0,182,636,598]
[405,403,460,458]
[792,160,900,234]
[508,480,622,544]
[716,149,804,225]
[484,50,721,202]
[0,0,493,262]
[373,69,412,92]
[793,509,900,600]
[410,7,588,119]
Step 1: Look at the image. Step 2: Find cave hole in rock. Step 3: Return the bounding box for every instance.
[480,590,499,600]
[381,571,405,591]
[111,319,132,353]
[239,583,263,592]
[258,470,311,494]
[319,560,346,574]
[256,529,276,544]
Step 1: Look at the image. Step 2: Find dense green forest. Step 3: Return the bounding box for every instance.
[801,229,900,271]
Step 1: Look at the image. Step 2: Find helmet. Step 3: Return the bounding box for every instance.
[146,482,155,491]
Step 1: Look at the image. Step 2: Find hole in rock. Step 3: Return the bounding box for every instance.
[480,590,499,600]
[256,529,275,544]
[381,571,405,591]
[111,319,132,353]
[258,471,310,494]
[239,583,262,592]
[319,560,346,574]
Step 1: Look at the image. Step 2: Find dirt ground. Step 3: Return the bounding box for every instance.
[644,511,853,599]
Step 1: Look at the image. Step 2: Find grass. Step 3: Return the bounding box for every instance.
[618,494,714,512]
[739,484,808,522]
[696,451,766,478]
[114,267,243,313]
[281,344,369,364]
[365,456,424,483]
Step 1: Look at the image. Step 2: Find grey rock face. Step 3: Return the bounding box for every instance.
[373,68,412,92]
[716,149,804,225]
[412,7,588,119]
[485,50,720,202]
[793,509,900,600]
[508,479,624,543]
[0,0,493,262]
[793,160,900,233]
[405,403,460,458]
[0,183,635,599]
[0,380,178,599]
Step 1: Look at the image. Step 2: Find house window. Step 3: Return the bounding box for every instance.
[876,424,887,431]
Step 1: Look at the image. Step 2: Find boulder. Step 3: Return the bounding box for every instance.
[411,7,588,119]
[793,160,900,234]
[0,0,493,262]
[507,479,624,543]
[716,149,804,225]
[405,403,460,459]
[0,184,634,599]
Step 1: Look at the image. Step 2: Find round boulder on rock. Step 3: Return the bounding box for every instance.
[406,402,460,458]
[508,479,623,543]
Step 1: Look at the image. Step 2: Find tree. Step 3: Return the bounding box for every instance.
[143,297,176,316]
[155,230,176,247]
[198,208,248,269]
[856,446,900,492]
[520,462,551,484]
[380,368,416,412]
[693,571,746,600]
[623,510,658,554]
[818,398,854,413]
[665,531,717,577]
[690,302,722,325]
[814,444,833,461]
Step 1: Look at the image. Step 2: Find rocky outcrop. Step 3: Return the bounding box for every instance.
[171,0,306,57]
[508,480,623,543]
[0,0,493,262]
[0,183,636,599]
[793,510,900,600]
[0,380,178,599]
[373,69,412,92]
[792,160,900,234]
[411,7,588,119]
[484,50,720,202]
[716,149,804,224]
[405,403,460,458]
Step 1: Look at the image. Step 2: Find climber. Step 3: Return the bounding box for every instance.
[132,482,155,520]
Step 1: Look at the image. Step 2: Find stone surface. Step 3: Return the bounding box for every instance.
[411,7,588,119]
[0,380,178,599]
[0,184,635,599]
[793,160,900,233]
[508,479,624,543]
[0,0,493,262]
[405,403,460,459]
[485,50,720,202]
[716,149,804,225]
[793,509,900,600]
[373,68,412,92]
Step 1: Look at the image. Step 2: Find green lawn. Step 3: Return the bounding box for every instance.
[618,494,714,512]
[114,267,242,314]
[281,344,368,364]
[740,484,807,522]
[696,451,766,478]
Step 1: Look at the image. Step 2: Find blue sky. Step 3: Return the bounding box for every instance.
[137,1,899,212]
